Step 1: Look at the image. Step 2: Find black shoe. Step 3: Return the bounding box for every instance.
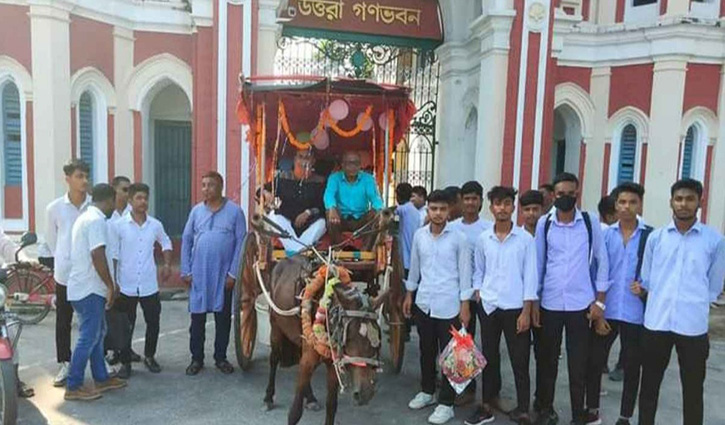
[144,357,162,373]
[17,381,34,398]
[609,366,624,382]
[185,360,203,376]
[464,405,495,425]
[584,410,601,425]
[510,408,532,425]
[117,363,132,380]
[615,419,631,425]
[215,359,234,374]
[130,350,142,363]
[106,352,120,366]
[535,409,559,425]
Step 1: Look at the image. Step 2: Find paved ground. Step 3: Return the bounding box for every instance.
[14,299,725,425]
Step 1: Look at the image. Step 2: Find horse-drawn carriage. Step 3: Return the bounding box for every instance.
[232,76,416,423]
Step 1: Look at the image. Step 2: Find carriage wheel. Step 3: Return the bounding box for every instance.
[386,236,406,374]
[234,232,259,371]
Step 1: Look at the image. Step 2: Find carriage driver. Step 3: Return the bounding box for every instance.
[268,149,327,254]
[324,151,384,249]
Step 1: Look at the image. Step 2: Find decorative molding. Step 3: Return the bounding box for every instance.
[0,55,33,100]
[70,67,117,108]
[554,82,595,139]
[682,106,719,145]
[126,53,193,111]
[527,0,548,33]
[607,106,650,142]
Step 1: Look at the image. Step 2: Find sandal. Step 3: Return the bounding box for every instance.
[185,360,203,376]
[18,381,34,398]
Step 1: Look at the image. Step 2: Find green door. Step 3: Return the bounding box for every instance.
[154,120,192,237]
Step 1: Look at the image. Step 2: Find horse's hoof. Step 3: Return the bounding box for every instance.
[305,401,321,411]
[264,402,275,411]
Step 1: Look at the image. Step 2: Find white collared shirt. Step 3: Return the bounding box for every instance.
[107,204,131,259]
[67,206,109,301]
[111,213,172,297]
[641,220,725,336]
[405,224,473,319]
[473,224,538,314]
[0,226,17,266]
[45,193,92,285]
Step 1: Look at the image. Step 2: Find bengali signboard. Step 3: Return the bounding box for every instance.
[278,0,444,49]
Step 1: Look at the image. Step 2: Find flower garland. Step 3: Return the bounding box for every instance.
[279,100,375,150]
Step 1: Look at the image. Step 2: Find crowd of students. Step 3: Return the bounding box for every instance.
[395,173,725,425]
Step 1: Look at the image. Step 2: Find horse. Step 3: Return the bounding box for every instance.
[263,254,388,425]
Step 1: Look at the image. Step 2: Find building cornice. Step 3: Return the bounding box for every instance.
[555,19,725,67]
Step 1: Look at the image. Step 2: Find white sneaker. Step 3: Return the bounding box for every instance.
[408,392,436,410]
[428,404,455,424]
[53,362,69,387]
[105,360,119,377]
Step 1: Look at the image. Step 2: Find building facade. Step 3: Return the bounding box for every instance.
[435,0,725,229]
[1,0,725,239]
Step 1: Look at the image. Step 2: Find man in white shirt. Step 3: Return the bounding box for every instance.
[411,185,428,225]
[111,183,172,378]
[65,184,127,401]
[45,159,92,387]
[110,176,131,223]
[403,190,473,425]
[448,181,492,406]
[466,186,537,425]
[637,179,725,425]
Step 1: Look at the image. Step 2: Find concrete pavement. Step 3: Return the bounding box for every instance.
[15,300,725,424]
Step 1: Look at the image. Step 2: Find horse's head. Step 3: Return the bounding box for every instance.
[330,284,388,406]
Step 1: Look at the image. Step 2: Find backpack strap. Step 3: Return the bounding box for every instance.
[581,211,593,263]
[635,225,654,282]
[542,213,554,284]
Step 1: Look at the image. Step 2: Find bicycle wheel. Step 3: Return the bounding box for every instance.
[5,266,53,325]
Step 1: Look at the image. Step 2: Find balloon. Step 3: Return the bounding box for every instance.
[320,111,336,128]
[311,128,330,150]
[296,132,311,144]
[378,112,389,130]
[328,99,349,121]
[357,112,373,132]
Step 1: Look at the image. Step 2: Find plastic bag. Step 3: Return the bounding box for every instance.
[438,326,486,394]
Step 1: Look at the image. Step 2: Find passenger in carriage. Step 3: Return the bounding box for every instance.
[324,151,384,249]
[268,149,326,254]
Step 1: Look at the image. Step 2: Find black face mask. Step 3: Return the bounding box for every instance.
[554,195,577,212]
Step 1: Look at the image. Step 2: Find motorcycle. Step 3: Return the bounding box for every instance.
[0,232,38,425]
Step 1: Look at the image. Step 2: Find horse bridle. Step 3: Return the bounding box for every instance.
[329,305,383,370]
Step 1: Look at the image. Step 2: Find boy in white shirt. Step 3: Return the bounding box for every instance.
[111,183,172,378]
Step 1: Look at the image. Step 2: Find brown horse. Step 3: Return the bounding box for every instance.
[263,255,387,425]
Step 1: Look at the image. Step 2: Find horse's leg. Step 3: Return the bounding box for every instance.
[324,363,340,425]
[263,347,279,410]
[288,349,318,425]
[303,381,321,411]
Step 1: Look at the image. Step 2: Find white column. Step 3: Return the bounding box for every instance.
[644,57,688,227]
[29,3,71,236]
[472,12,514,195]
[113,26,135,178]
[595,0,616,24]
[582,66,611,210]
[709,64,725,233]
[257,0,279,76]
[217,0,228,185]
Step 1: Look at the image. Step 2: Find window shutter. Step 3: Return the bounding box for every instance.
[681,126,695,179]
[617,124,637,183]
[2,84,22,187]
[79,92,94,183]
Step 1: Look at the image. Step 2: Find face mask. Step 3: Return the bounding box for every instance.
[554,195,577,212]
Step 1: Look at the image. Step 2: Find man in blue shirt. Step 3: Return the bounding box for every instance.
[395,183,420,276]
[584,182,649,425]
[637,179,725,425]
[533,173,609,425]
[324,151,384,248]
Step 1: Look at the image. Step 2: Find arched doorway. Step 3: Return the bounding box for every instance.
[145,83,192,237]
[551,105,582,179]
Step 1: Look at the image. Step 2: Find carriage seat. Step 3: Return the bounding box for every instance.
[271,232,376,270]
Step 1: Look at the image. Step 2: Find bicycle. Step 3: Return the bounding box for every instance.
[2,234,55,325]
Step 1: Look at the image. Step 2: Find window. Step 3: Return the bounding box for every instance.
[2,83,22,188]
[681,126,696,179]
[617,124,637,183]
[633,0,657,6]
[78,91,94,183]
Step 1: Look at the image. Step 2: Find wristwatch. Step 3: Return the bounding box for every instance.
[594,300,606,311]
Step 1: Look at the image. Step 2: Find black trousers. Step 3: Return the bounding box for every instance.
[537,308,590,420]
[479,307,531,411]
[55,284,74,363]
[413,305,459,406]
[585,320,643,417]
[114,293,162,363]
[189,288,233,363]
[638,330,709,425]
